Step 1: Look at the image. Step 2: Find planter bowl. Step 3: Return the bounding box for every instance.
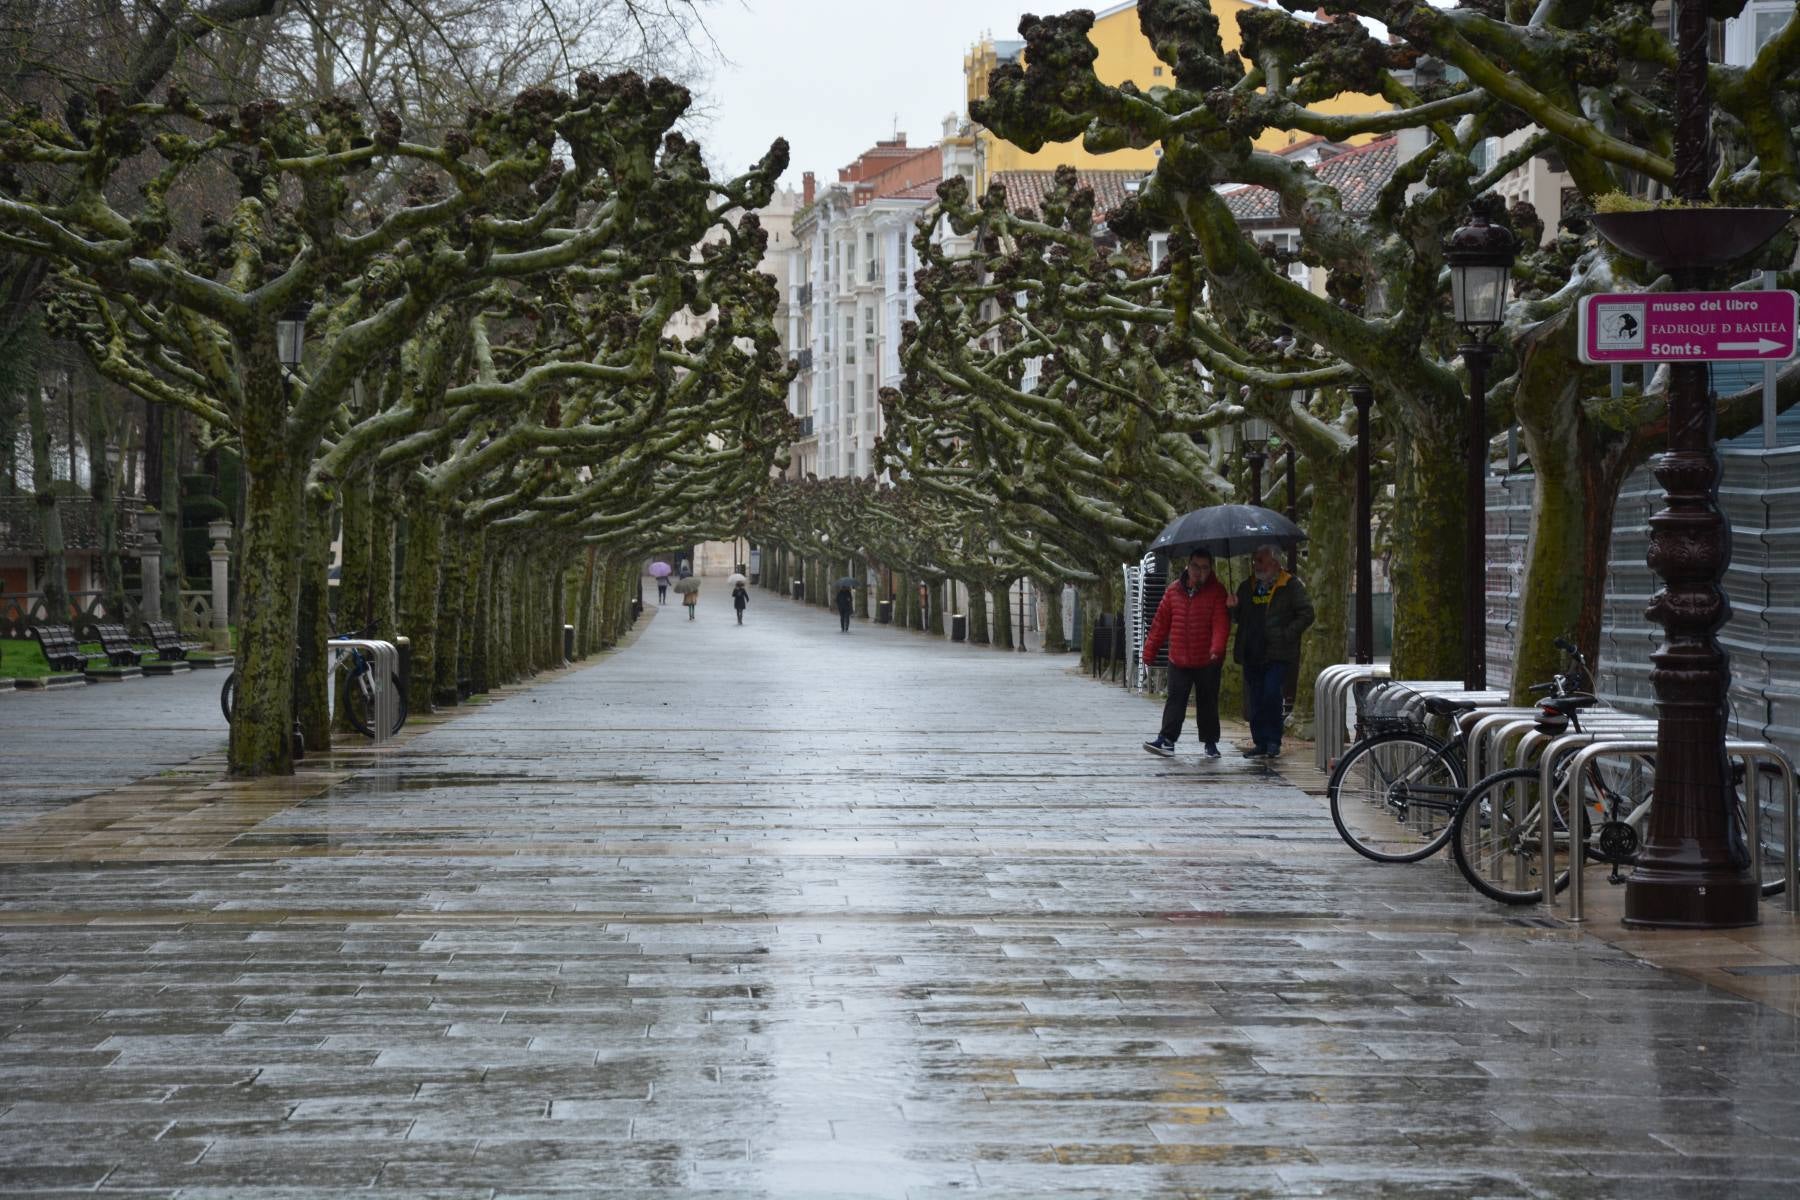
[1591,208,1793,271]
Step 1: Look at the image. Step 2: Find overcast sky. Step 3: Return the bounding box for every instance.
[694,0,1059,187]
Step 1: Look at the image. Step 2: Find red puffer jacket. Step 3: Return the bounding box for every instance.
[1142,575,1230,669]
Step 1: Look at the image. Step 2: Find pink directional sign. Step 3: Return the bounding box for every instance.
[1577,290,1798,364]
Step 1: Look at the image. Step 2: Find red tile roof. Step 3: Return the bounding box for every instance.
[990,169,1149,222]
[1220,136,1397,223]
[888,177,943,202]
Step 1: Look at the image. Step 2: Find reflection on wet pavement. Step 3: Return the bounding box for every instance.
[2,594,1799,1197]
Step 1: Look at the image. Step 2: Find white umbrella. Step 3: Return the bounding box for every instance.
[727,572,749,585]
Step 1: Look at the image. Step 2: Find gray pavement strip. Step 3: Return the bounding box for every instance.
[0,590,1797,1196]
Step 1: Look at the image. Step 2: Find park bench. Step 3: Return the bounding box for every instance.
[92,623,146,667]
[142,619,204,661]
[30,625,104,674]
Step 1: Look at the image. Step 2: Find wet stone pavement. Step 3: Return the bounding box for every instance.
[3,591,1800,1197]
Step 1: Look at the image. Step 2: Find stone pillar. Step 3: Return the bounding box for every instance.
[208,519,232,650]
[137,510,162,619]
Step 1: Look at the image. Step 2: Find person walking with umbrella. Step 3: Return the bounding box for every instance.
[673,574,701,620]
[1141,550,1231,758]
[649,561,672,605]
[1229,543,1315,759]
[732,580,749,625]
[834,577,858,632]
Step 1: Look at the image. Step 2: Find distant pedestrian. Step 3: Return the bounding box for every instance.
[1229,543,1314,759]
[683,588,698,621]
[732,582,749,625]
[678,557,691,578]
[836,584,854,633]
[656,579,668,605]
[1140,550,1231,759]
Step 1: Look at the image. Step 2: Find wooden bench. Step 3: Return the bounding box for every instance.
[91,623,145,667]
[142,619,205,661]
[29,625,103,674]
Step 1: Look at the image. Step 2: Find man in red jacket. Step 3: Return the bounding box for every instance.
[1142,550,1231,758]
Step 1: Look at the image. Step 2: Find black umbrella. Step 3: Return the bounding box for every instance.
[833,577,866,589]
[1148,504,1306,559]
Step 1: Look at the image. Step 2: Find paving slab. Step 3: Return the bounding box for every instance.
[0,587,1798,1197]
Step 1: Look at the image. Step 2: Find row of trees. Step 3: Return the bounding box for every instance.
[754,0,1797,726]
[1,0,789,775]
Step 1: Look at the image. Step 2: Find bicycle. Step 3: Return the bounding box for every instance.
[1326,637,1594,864]
[220,625,405,739]
[1449,703,1790,905]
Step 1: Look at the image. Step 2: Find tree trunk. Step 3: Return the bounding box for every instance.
[576,545,598,657]
[27,372,68,624]
[158,405,181,621]
[855,560,870,618]
[370,468,398,637]
[1038,579,1067,652]
[433,521,465,706]
[398,492,443,717]
[1388,415,1466,680]
[550,554,567,667]
[991,584,1013,650]
[471,553,493,695]
[294,491,335,751]
[1292,458,1355,736]
[967,584,990,645]
[87,382,125,621]
[927,579,946,636]
[227,358,305,777]
[337,458,372,632]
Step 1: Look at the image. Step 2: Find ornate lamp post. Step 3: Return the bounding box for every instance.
[1586,3,1793,928]
[1444,213,1518,691]
[1241,416,1271,506]
[275,303,310,373]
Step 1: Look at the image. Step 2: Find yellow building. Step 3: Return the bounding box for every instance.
[965,0,1390,190]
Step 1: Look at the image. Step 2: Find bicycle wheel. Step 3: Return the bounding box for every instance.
[1451,767,1574,904]
[344,670,406,737]
[220,672,236,723]
[1328,731,1465,863]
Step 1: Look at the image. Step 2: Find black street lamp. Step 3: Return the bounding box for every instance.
[275,302,310,372]
[1241,416,1271,507]
[1444,213,1517,692]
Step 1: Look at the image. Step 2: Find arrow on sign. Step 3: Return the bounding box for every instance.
[1718,339,1786,353]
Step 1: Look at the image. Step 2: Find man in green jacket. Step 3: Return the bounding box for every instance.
[1229,544,1315,758]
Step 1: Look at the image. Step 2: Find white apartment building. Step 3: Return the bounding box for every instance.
[787,135,949,481]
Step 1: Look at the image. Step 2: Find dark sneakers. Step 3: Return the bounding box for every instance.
[1204,743,1221,758]
[1143,737,1176,758]
[1240,745,1267,759]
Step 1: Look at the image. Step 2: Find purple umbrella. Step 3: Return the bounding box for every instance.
[648,562,672,578]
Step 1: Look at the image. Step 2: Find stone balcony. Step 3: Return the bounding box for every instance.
[0,496,150,555]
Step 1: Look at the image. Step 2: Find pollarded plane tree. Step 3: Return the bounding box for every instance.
[888,164,1355,676]
[0,70,777,775]
[1319,0,1800,691]
[973,0,1798,691]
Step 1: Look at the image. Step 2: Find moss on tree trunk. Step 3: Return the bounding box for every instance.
[967,585,990,645]
[1292,459,1355,736]
[399,494,443,717]
[1038,580,1068,652]
[294,492,335,751]
[991,584,1013,649]
[1388,418,1467,680]
[228,357,305,777]
[927,579,946,636]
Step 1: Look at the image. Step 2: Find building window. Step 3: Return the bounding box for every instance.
[864,307,875,336]
[1152,66,1163,77]
[847,240,856,274]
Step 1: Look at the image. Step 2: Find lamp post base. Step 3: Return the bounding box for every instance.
[1623,871,1758,929]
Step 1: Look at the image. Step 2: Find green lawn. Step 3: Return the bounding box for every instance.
[1,637,51,678]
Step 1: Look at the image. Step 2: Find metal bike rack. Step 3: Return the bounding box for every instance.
[1315,663,1388,770]
[328,637,399,745]
[1544,737,1798,921]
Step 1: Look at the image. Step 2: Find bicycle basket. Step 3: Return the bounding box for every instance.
[1355,681,1431,736]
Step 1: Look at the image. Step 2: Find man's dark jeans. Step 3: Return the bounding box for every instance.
[1159,663,1222,746]
[839,609,852,632]
[1244,660,1287,752]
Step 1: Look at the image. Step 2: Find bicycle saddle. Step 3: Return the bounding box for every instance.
[1422,696,1480,718]
[1540,693,1599,715]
